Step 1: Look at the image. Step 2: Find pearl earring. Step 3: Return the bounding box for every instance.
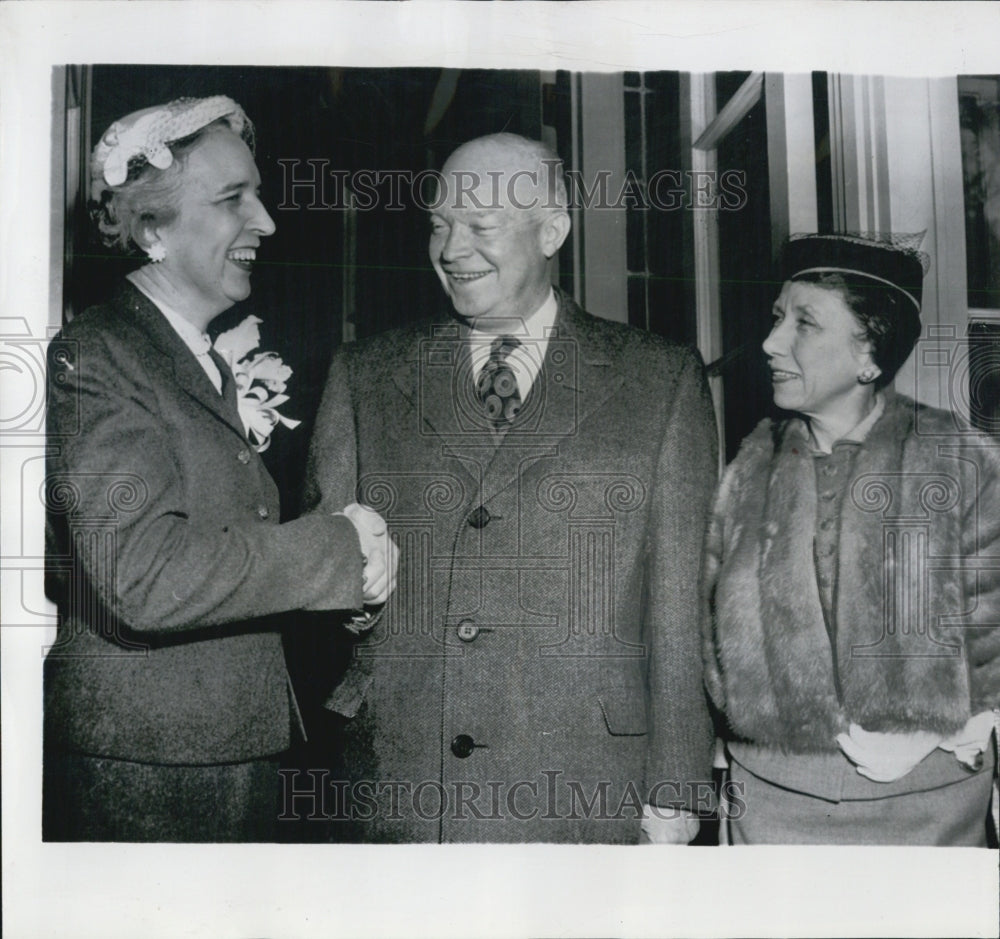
[147,242,166,263]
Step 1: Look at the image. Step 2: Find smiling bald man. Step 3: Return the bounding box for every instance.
[304,133,719,843]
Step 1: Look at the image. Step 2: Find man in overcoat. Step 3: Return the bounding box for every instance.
[304,133,718,842]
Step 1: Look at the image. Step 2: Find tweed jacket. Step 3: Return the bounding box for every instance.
[703,391,1000,755]
[304,289,718,842]
[45,282,363,765]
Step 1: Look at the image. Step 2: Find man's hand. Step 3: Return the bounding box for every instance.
[342,502,398,605]
[639,804,700,844]
[836,723,942,783]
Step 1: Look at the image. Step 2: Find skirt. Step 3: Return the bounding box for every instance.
[727,748,996,846]
[43,749,282,842]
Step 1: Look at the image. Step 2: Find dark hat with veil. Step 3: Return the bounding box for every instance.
[781,232,929,319]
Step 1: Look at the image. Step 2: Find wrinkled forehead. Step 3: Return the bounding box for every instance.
[435,149,556,214]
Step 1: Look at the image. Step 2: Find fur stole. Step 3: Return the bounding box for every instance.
[703,393,1000,753]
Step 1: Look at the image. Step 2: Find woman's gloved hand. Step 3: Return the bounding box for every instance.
[939,711,996,770]
[836,723,942,783]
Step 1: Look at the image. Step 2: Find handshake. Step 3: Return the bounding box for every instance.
[342,502,399,606]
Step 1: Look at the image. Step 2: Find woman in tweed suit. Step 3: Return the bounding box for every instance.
[44,96,395,841]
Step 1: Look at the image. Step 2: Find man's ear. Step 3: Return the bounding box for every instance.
[538,210,571,259]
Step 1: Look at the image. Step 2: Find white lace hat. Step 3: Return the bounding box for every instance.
[91,95,250,198]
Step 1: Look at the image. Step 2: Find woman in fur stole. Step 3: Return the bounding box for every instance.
[703,233,1000,845]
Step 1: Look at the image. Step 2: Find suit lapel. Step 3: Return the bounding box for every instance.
[532,294,625,436]
[117,282,248,440]
[387,322,486,491]
[385,296,627,505]
[388,321,469,440]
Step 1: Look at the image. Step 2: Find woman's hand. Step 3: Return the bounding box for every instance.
[343,503,398,605]
[836,723,942,782]
[939,711,996,770]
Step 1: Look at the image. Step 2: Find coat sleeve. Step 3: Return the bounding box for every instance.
[46,328,363,634]
[302,346,359,515]
[963,439,1000,714]
[700,466,732,717]
[644,350,719,813]
[300,346,380,715]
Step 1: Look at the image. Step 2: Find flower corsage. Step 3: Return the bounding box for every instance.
[213,315,301,452]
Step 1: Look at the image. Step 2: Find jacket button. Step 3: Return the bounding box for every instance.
[257,505,270,519]
[451,734,476,758]
[237,448,251,464]
[467,505,491,528]
[456,620,480,642]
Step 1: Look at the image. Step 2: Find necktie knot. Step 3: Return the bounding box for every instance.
[490,335,521,359]
[477,335,522,427]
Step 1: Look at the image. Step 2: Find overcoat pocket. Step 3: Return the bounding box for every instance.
[597,690,648,736]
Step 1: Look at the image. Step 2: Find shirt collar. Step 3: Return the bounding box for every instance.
[126,271,213,357]
[785,393,887,454]
[840,392,886,444]
[468,288,557,348]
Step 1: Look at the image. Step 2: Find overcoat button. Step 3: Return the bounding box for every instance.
[457,620,480,642]
[451,734,476,758]
[467,505,491,528]
[256,505,270,519]
[237,448,251,464]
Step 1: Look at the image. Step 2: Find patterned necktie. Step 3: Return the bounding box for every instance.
[476,336,522,428]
